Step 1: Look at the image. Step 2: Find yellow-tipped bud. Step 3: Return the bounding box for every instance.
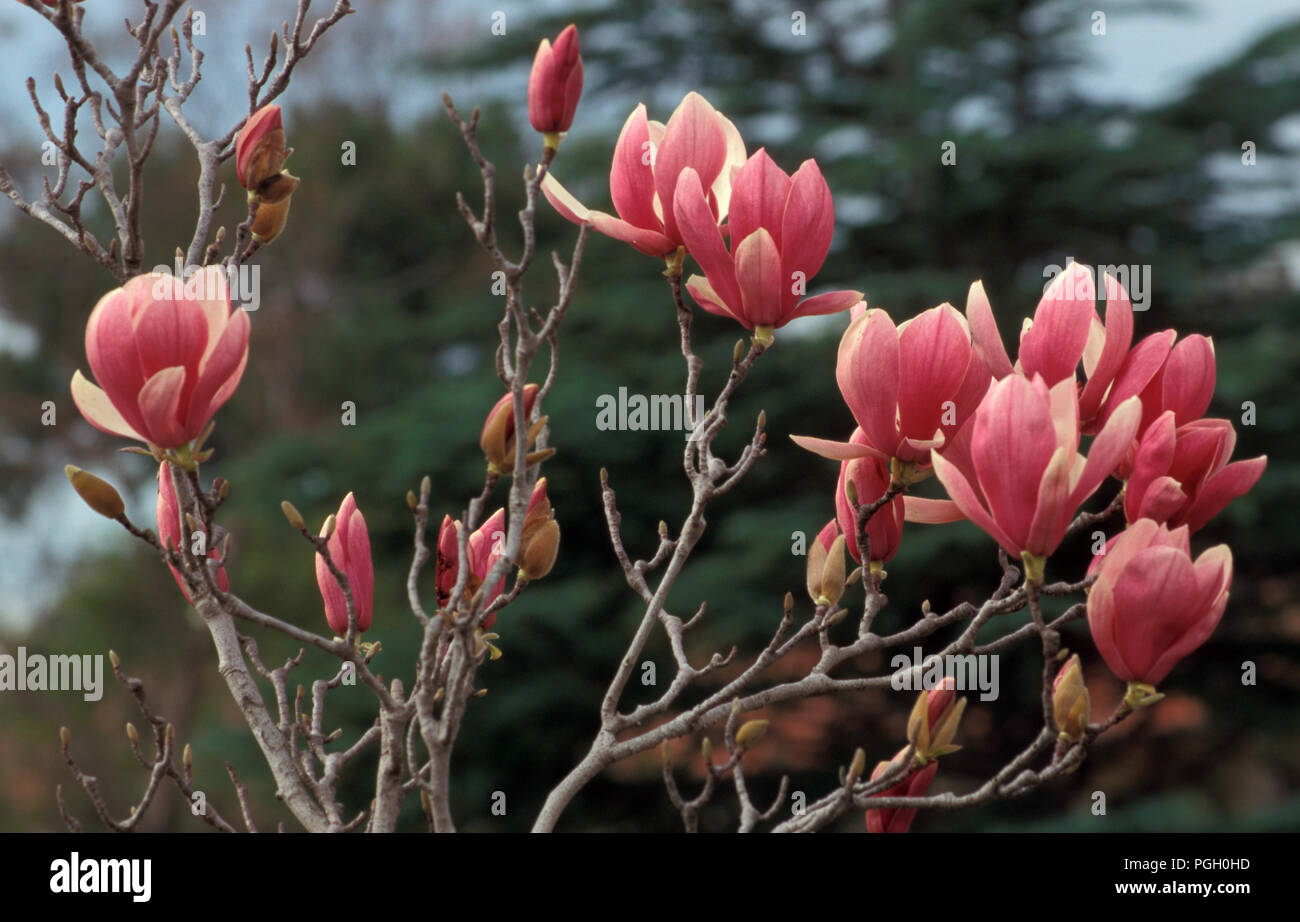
[126,723,139,745]
[735,719,769,751]
[1052,654,1090,742]
[280,500,304,530]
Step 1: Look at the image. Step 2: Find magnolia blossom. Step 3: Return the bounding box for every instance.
[965,264,1168,433]
[527,24,583,136]
[1125,411,1266,532]
[793,301,989,470]
[542,91,745,258]
[437,509,507,628]
[865,749,939,834]
[833,429,905,565]
[70,267,250,450]
[480,383,540,474]
[315,493,374,635]
[920,374,1140,562]
[672,149,861,338]
[1086,518,1232,686]
[805,520,847,606]
[156,462,228,601]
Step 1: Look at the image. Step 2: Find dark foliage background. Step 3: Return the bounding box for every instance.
[0,0,1296,832]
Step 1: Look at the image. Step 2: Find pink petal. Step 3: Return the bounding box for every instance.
[1103,329,1175,431]
[964,280,1014,379]
[790,434,885,461]
[728,149,791,255]
[136,365,191,448]
[903,496,965,524]
[931,450,1019,555]
[1110,545,1200,683]
[1069,395,1141,509]
[1124,410,1177,522]
[1180,455,1267,533]
[673,168,743,309]
[527,39,556,130]
[896,303,971,450]
[70,371,145,441]
[186,307,250,433]
[733,227,784,327]
[1161,334,1216,426]
[1078,272,1134,422]
[1019,263,1095,385]
[971,375,1056,551]
[684,274,742,322]
[609,104,660,231]
[1025,445,1074,556]
[588,211,676,257]
[655,92,727,243]
[780,159,835,303]
[710,114,748,222]
[85,283,148,436]
[836,309,900,457]
[540,172,590,225]
[782,288,863,325]
[1134,476,1188,523]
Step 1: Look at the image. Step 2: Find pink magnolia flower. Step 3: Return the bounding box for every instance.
[1086,518,1232,686]
[1125,411,1267,532]
[793,301,989,470]
[865,749,939,834]
[156,462,228,601]
[923,374,1141,561]
[1134,333,1216,434]
[436,509,507,627]
[70,268,250,450]
[832,429,905,565]
[965,264,1169,434]
[672,149,862,339]
[542,91,745,258]
[1108,333,1215,480]
[315,493,374,635]
[528,24,583,136]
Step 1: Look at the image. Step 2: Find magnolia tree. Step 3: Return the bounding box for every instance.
[8,2,1268,833]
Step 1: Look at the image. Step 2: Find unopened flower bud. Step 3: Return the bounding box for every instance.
[65,465,125,519]
[734,719,769,751]
[1052,654,1090,742]
[480,384,540,474]
[520,518,560,580]
[906,676,966,763]
[251,194,293,245]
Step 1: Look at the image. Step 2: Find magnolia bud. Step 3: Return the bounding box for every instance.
[126,723,139,745]
[735,719,769,751]
[281,500,304,530]
[480,384,540,474]
[520,519,560,580]
[1052,654,1090,741]
[251,194,293,245]
[65,465,124,519]
[907,677,966,763]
